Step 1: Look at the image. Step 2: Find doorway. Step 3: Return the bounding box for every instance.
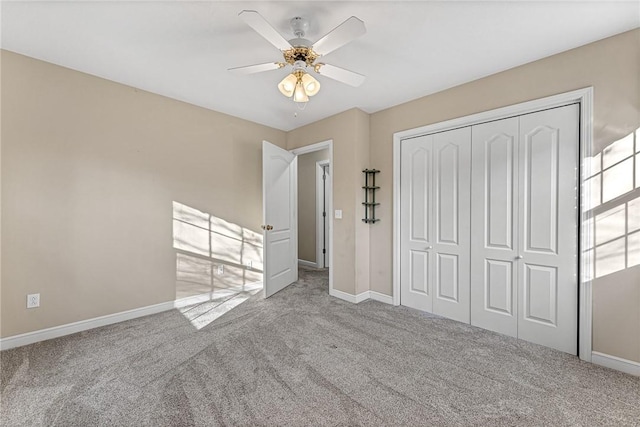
[294,144,331,271]
[262,140,334,297]
[290,140,334,295]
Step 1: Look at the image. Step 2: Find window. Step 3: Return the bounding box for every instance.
[585,128,640,279]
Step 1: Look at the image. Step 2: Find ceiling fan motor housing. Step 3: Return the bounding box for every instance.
[290,16,309,38]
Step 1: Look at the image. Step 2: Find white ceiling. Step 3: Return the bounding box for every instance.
[2,1,639,131]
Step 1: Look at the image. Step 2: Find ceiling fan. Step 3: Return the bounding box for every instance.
[229,10,366,105]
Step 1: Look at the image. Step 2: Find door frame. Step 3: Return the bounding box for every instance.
[291,140,334,294]
[392,87,594,361]
[316,159,331,268]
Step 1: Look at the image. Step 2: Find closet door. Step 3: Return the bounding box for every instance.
[470,117,520,337]
[401,128,471,321]
[432,128,471,323]
[401,134,434,312]
[471,105,579,353]
[517,105,578,354]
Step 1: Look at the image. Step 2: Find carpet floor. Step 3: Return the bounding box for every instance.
[1,267,639,426]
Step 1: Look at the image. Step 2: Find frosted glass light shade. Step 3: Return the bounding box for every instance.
[293,81,309,103]
[278,73,297,97]
[301,73,320,96]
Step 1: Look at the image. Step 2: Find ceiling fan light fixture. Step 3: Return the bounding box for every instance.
[278,73,297,97]
[301,73,320,96]
[232,11,366,107]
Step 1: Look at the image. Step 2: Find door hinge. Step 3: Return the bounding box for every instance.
[323,174,327,181]
[323,211,326,217]
[323,249,326,254]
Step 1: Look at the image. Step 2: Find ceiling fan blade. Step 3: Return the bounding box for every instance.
[315,63,365,87]
[312,16,366,56]
[239,10,292,51]
[228,62,284,75]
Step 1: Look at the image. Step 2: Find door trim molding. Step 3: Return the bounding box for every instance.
[393,87,594,361]
[291,140,334,296]
[316,159,330,269]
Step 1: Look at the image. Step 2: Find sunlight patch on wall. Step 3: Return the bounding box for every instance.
[172,201,263,329]
[172,202,263,271]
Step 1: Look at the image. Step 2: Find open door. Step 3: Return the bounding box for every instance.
[262,140,298,297]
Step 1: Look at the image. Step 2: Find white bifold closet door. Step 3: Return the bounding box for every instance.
[400,127,471,323]
[470,104,579,354]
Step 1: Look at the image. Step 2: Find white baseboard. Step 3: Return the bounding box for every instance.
[0,286,268,352]
[0,300,175,351]
[329,288,360,303]
[355,291,370,304]
[329,289,394,305]
[592,351,640,377]
[298,259,318,268]
[369,291,394,305]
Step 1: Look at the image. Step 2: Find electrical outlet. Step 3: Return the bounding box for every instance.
[217,265,224,275]
[27,293,40,309]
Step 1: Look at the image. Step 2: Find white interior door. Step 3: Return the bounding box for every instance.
[263,140,298,298]
[517,105,578,354]
[401,134,435,312]
[471,117,520,337]
[431,128,471,323]
[400,128,471,321]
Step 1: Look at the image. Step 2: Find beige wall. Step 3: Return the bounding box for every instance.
[1,50,286,337]
[353,110,371,295]
[287,109,370,294]
[297,148,329,264]
[593,265,640,363]
[369,29,640,362]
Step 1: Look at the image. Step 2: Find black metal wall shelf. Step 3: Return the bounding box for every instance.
[362,169,380,224]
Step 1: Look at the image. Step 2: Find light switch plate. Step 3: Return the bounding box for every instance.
[335,209,342,219]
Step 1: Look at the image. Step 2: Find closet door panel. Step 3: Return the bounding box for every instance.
[400,135,434,312]
[471,117,519,337]
[517,104,578,354]
[485,259,514,315]
[524,126,559,254]
[432,127,471,323]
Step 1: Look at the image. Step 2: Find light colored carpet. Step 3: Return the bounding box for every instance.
[1,267,639,426]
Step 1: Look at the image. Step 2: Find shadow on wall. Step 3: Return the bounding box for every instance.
[172,201,263,329]
[584,128,640,279]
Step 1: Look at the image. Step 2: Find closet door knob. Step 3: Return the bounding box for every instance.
[426,246,433,250]
[515,255,523,260]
